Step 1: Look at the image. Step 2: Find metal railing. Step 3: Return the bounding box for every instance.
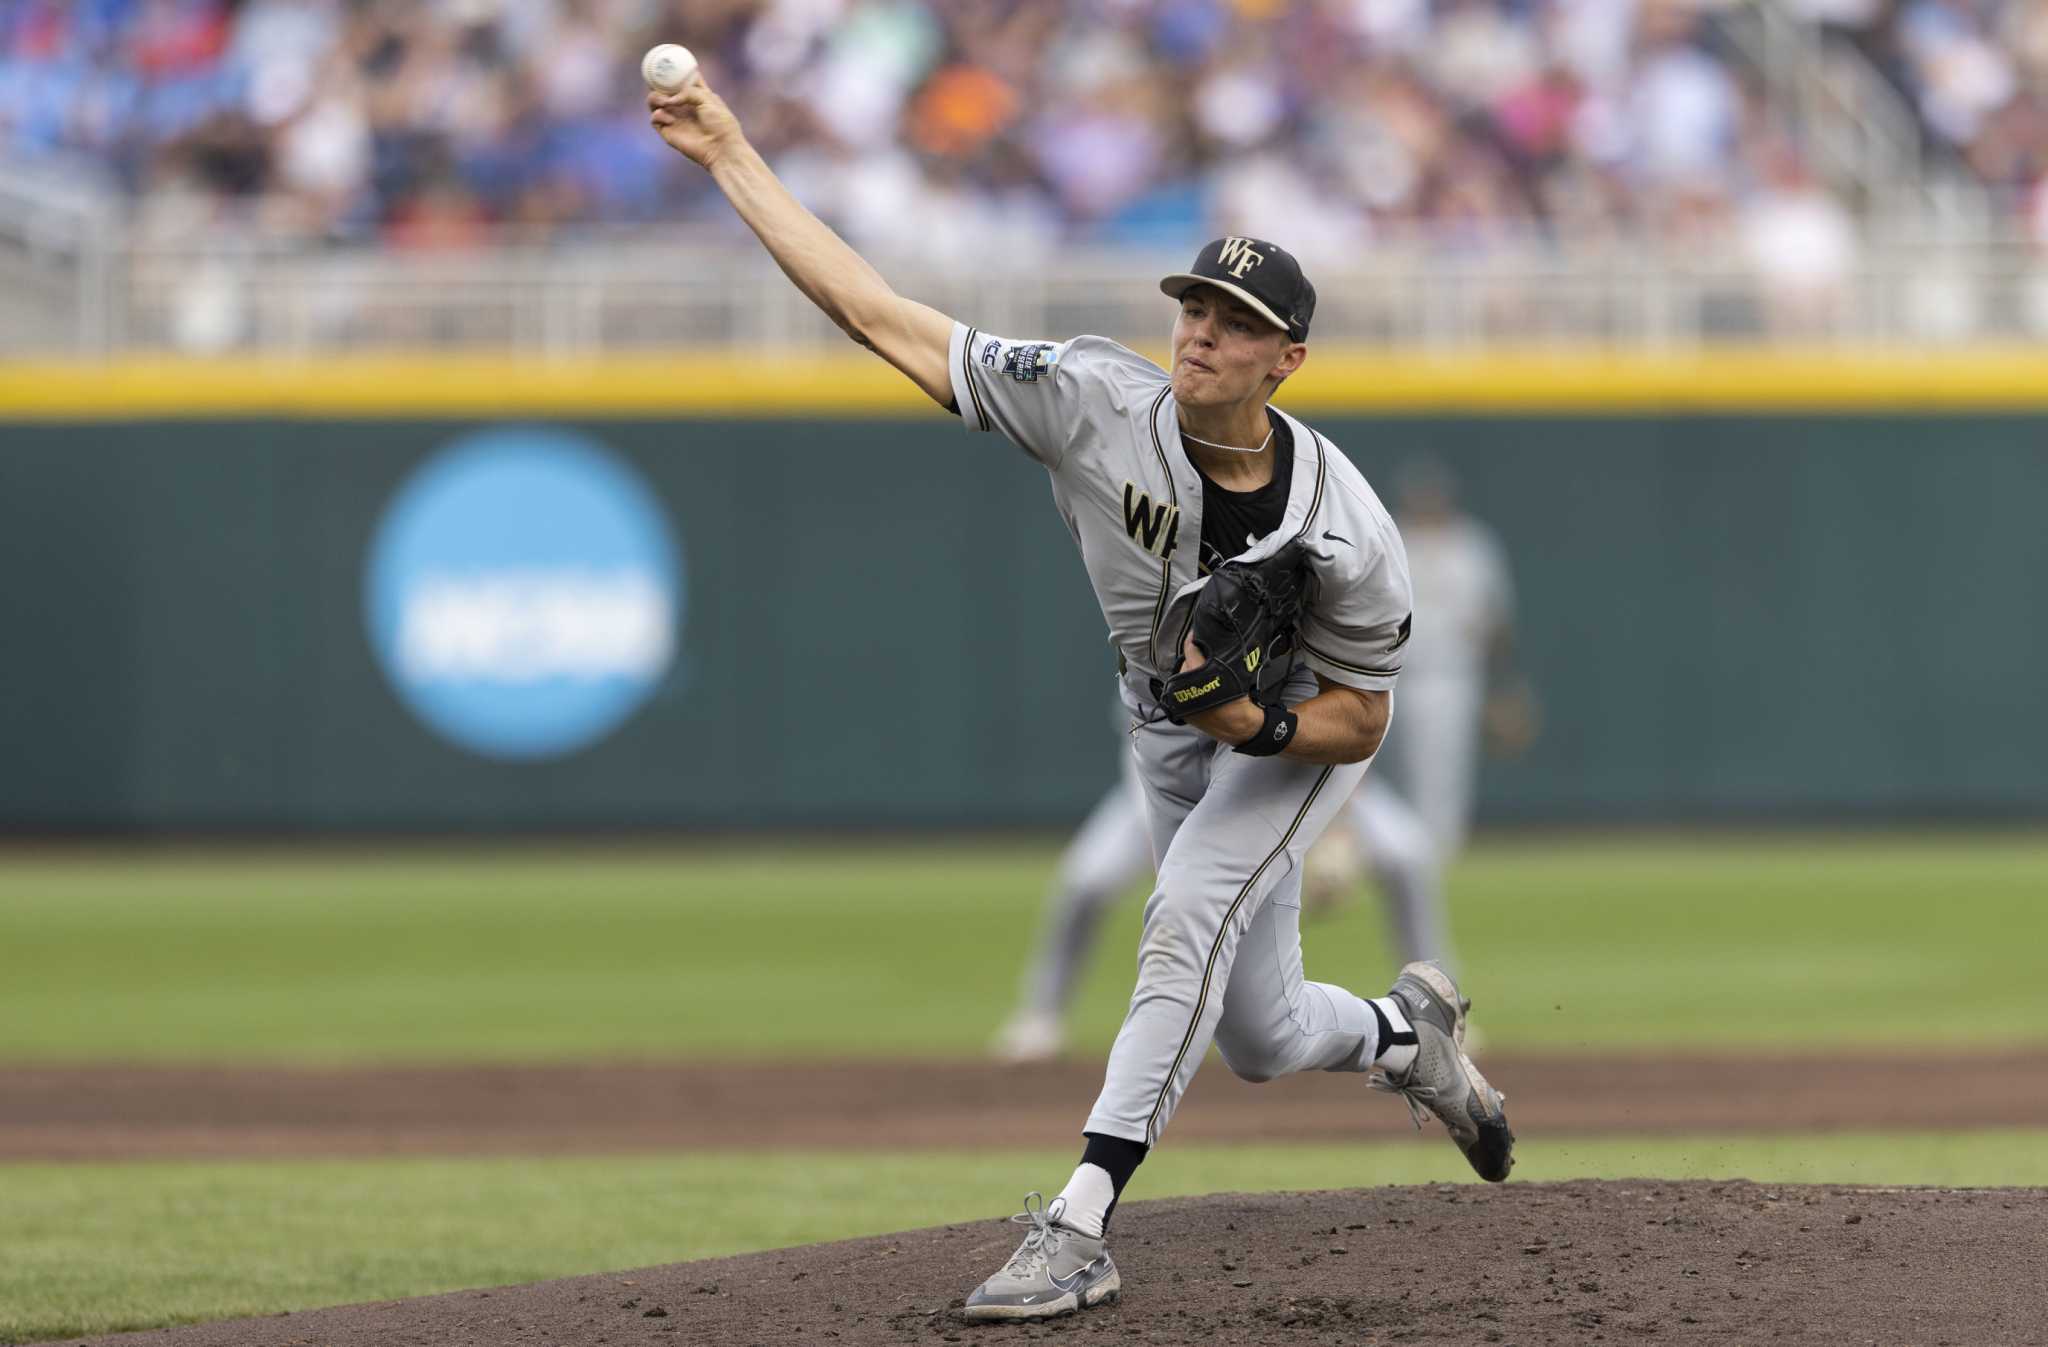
[0,161,120,354]
[3,170,2043,355]
[79,232,2048,356]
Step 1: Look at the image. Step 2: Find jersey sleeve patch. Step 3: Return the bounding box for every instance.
[949,324,1099,468]
[999,342,1057,382]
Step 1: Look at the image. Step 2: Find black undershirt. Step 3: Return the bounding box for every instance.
[1194,408,1294,575]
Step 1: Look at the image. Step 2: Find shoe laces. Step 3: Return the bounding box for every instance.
[1368,1066,1440,1132]
[1002,1192,1068,1275]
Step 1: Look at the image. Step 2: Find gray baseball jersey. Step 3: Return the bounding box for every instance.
[947,326,1413,692]
[949,322,1415,1148]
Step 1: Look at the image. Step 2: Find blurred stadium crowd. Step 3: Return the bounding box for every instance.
[1,0,2042,259]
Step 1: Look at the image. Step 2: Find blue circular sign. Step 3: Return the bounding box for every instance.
[364,428,682,760]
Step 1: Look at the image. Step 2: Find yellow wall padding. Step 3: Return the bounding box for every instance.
[7,348,2048,419]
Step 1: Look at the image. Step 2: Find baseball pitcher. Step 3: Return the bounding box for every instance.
[650,76,1514,1323]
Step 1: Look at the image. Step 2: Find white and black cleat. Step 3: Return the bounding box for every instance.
[961,1193,1121,1321]
[1374,960,1515,1182]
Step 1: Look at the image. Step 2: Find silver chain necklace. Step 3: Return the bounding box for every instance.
[1179,424,1274,455]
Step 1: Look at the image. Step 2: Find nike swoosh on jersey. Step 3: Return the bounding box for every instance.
[1322,530,1353,546]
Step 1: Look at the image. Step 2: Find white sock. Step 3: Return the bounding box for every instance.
[1053,1163,1115,1238]
[1370,997,1419,1075]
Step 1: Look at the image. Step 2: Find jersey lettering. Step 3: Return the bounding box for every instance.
[1122,483,1181,561]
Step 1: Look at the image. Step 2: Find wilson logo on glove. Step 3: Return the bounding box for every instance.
[1155,541,1312,725]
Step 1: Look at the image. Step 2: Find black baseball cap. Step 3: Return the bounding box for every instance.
[1159,237,1315,342]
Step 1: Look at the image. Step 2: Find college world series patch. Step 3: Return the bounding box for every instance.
[1002,343,1055,382]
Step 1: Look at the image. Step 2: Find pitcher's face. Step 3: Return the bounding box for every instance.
[1169,286,1301,407]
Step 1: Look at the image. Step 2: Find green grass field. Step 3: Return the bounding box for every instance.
[1,834,2044,1062]
[2,834,2043,1343]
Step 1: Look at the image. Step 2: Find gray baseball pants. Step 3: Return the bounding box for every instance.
[1013,754,1451,1024]
[1085,670,1384,1146]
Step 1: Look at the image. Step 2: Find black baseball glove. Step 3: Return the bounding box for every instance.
[1155,540,1313,724]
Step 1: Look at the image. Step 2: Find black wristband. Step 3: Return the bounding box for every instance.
[1233,703,1299,757]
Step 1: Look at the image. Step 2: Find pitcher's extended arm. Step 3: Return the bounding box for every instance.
[649,82,953,406]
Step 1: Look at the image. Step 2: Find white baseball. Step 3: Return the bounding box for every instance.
[641,43,699,93]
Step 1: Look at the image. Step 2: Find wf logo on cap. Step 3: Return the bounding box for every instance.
[1160,237,1313,340]
[1217,238,1266,279]
[363,427,682,761]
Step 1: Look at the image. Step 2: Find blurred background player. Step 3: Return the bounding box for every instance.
[1291,458,1530,1004]
[1381,458,1536,859]
[994,708,1449,1064]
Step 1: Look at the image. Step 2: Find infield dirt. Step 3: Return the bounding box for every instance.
[6,1049,2048,1158]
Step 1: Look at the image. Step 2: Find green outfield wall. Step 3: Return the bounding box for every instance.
[3,377,2045,829]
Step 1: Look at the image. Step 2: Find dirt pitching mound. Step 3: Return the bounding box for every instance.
[53,1181,2044,1347]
